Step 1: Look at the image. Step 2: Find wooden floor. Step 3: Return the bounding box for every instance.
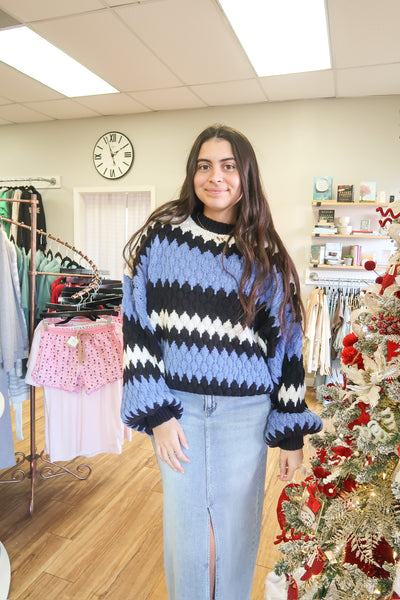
[1,389,318,600]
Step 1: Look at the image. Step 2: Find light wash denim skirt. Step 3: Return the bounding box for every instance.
[153,389,271,600]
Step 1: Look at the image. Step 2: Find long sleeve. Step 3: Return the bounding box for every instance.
[263,276,323,450]
[121,237,183,435]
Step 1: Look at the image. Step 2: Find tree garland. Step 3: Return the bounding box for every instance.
[266,210,400,600]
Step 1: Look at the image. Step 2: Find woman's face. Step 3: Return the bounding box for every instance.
[193,137,242,224]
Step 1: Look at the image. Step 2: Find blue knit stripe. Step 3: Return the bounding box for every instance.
[147,232,245,296]
[162,341,271,391]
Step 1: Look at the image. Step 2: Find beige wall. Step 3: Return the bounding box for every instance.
[1,95,400,290]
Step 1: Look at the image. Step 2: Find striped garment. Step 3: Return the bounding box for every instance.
[121,214,322,450]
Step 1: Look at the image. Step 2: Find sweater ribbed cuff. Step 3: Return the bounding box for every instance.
[278,436,304,451]
[147,407,175,430]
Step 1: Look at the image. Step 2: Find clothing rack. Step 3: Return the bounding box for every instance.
[0,194,100,515]
[0,176,58,187]
[307,271,374,286]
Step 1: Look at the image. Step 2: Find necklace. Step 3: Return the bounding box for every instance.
[194,212,228,242]
[195,212,208,231]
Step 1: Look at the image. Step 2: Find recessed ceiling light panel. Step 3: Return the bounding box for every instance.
[0,26,118,96]
[219,0,331,77]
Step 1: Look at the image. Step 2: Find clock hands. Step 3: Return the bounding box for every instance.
[105,137,116,166]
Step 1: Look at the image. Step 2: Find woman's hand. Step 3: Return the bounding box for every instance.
[278,448,304,482]
[153,418,190,474]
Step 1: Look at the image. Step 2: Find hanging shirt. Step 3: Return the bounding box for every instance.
[0,230,29,372]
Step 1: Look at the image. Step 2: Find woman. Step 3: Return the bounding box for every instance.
[121,124,322,600]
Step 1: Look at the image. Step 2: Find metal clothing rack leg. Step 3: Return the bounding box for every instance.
[0,193,95,516]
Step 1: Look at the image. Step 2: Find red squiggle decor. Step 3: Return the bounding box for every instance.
[376,206,400,227]
[380,217,395,227]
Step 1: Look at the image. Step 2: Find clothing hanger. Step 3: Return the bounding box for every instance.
[40,307,119,324]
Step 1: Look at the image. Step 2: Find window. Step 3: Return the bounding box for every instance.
[73,186,155,280]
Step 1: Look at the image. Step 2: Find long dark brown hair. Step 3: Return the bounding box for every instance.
[124,124,304,331]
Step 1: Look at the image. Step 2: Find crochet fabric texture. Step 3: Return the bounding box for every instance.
[121,215,322,450]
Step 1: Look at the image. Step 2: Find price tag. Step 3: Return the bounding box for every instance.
[67,336,79,348]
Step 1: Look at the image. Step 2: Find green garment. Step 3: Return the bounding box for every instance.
[35,254,61,319]
[15,245,30,328]
[0,190,9,236]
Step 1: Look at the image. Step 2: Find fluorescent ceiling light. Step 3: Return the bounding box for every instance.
[219,0,331,77]
[0,26,118,96]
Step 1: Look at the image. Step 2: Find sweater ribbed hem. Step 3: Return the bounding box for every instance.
[147,407,175,430]
[277,436,304,451]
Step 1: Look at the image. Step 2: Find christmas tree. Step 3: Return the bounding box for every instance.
[266,203,400,600]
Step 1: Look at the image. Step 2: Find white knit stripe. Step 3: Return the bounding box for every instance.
[149,309,268,355]
[278,383,306,406]
[179,217,236,247]
[124,345,165,374]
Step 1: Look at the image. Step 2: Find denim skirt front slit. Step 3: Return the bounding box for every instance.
[153,389,271,600]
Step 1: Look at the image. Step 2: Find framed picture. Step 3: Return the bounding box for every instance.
[359,182,377,202]
[360,218,371,231]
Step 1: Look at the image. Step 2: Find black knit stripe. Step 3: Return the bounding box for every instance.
[148,281,243,323]
[123,314,163,359]
[156,222,242,259]
[280,354,305,386]
[275,396,306,413]
[273,354,305,392]
[152,323,267,361]
[124,360,162,384]
[165,373,270,397]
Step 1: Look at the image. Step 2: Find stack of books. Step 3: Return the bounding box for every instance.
[313,208,337,235]
[313,224,337,235]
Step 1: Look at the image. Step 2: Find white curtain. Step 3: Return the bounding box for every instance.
[81,190,152,280]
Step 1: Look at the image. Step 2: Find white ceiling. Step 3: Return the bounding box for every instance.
[0,0,399,125]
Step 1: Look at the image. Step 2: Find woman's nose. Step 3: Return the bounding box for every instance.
[209,168,223,182]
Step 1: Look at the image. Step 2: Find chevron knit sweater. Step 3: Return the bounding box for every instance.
[121,214,322,450]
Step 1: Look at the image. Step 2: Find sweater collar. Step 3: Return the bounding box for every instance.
[192,212,234,236]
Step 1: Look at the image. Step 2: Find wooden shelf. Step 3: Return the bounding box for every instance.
[312,233,390,239]
[312,202,391,207]
[309,264,372,270]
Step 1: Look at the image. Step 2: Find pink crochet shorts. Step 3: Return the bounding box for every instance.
[31,322,123,394]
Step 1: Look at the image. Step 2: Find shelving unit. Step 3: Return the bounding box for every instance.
[309,200,393,275]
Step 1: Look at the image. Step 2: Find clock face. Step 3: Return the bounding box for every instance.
[93,132,134,179]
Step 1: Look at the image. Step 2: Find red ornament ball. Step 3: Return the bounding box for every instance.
[364,260,377,271]
[342,333,358,347]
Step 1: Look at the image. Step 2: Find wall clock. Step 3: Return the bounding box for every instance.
[93,131,134,179]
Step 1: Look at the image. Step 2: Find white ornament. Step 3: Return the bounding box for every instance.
[367,419,389,442]
[380,407,396,431]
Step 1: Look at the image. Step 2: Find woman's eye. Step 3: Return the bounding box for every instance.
[224,163,236,170]
[197,163,210,171]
